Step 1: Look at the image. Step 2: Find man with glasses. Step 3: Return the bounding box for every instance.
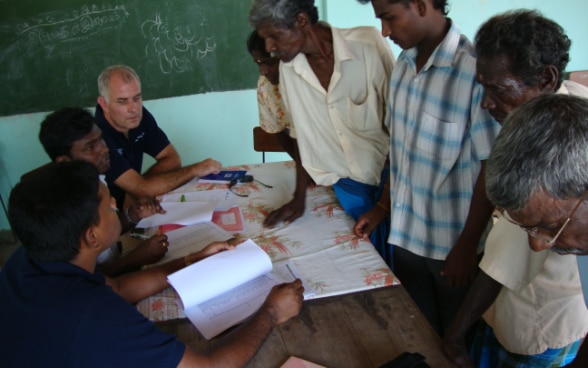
[484,94,588,367]
[445,96,588,367]
[443,10,588,367]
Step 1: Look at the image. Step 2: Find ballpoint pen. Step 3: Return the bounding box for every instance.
[129,232,150,240]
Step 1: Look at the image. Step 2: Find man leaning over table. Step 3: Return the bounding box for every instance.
[249,0,395,263]
[39,106,168,277]
[480,94,588,367]
[442,10,588,367]
[356,0,501,338]
[0,160,304,368]
[95,64,222,209]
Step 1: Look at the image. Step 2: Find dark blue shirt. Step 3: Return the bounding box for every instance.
[95,105,170,208]
[0,247,184,368]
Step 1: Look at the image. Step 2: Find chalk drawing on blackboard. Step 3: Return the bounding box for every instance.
[141,11,217,74]
[16,4,129,58]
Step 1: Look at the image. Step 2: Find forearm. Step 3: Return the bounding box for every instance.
[210,307,275,365]
[445,271,501,340]
[98,256,142,278]
[109,256,188,304]
[293,152,312,197]
[143,154,181,176]
[274,132,297,160]
[457,162,494,247]
[118,166,198,199]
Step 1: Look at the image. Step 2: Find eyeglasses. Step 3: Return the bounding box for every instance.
[500,190,588,245]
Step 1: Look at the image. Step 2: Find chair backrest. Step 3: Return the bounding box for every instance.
[253,127,284,162]
[569,70,588,88]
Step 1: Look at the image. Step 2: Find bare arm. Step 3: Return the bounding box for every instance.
[105,242,234,304]
[443,270,502,367]
[443,161,495,286]
[273,131,297,160]
[263,140,313,227]
[354,164,390,240]
[113,156,222,199]
[178,280,304,368]
[119,197,166,233]
[98,234,169,277]
[143,144,182,176]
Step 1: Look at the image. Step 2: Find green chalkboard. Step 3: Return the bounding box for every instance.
[0,0,258,117]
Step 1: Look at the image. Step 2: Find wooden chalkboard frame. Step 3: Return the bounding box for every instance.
[0,0,258,117]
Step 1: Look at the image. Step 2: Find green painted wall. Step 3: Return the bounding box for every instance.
[1,0,587,229]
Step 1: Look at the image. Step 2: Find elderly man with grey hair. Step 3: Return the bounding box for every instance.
[249,0,395,263]
[445,93,588,367]
[95,64,222,208]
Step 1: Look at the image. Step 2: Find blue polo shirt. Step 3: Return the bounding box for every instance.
[95,105,170,208]
[0,247,184,367]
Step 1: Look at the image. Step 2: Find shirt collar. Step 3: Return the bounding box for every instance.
[400,18,460,71]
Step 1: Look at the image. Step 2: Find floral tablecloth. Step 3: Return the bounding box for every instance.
[136,161,398,321]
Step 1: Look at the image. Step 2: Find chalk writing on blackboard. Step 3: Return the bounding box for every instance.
[141,10,217,74]
[16,4,128,58]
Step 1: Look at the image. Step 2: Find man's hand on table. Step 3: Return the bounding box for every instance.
[193,158,222,177]
[263,196,306,228]
[198,241,235,260]
[128,197,166,222]
[262,279,305,325]
[128,234,169,265]
[354,206,387,240]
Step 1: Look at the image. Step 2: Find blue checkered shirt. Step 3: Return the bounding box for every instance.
[387,21,501,260]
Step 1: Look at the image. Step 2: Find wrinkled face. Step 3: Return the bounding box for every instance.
[68,125,110,174]
[99,72,143,134]
[476,55,542,123]
[95,182,122,250]
[371,0,422,50]
[256,21,305,63]
[251,50,280,85]
[507,190,588,256]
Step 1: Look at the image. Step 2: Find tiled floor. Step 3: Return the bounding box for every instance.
[0,230,20,270]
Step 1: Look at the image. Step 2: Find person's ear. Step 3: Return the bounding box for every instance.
[97,96,108,110]
[295,12,310,30]
[539,65,559,92]
[414,0,428,16]
[55,155,72,163]
[83,225,102,252]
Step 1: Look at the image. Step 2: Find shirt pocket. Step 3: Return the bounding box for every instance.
[415,111,465,161]
[344,93,384,132]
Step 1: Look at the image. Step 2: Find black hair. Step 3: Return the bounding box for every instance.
[8,161,101,262]
[475,9,570,89]
[246,29,271,58]
[39,107,96,161]
[355,0,449,16]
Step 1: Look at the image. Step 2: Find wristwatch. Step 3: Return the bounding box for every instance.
[124,207,136,225]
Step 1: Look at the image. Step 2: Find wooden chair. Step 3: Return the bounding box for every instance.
[569,70,588,88]
[253,126,285,163]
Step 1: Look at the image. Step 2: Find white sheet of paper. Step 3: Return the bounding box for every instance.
[136,201,217,228]
[162,189,237,211]
[167,240,276,339]
[168,240,272,308]
[184,273,279,339]
[155,222,233,264]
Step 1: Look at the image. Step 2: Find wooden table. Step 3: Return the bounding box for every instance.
[140,161,455,367]
[156,285,455,368]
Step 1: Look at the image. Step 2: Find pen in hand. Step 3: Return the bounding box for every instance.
[130,232,150,240]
